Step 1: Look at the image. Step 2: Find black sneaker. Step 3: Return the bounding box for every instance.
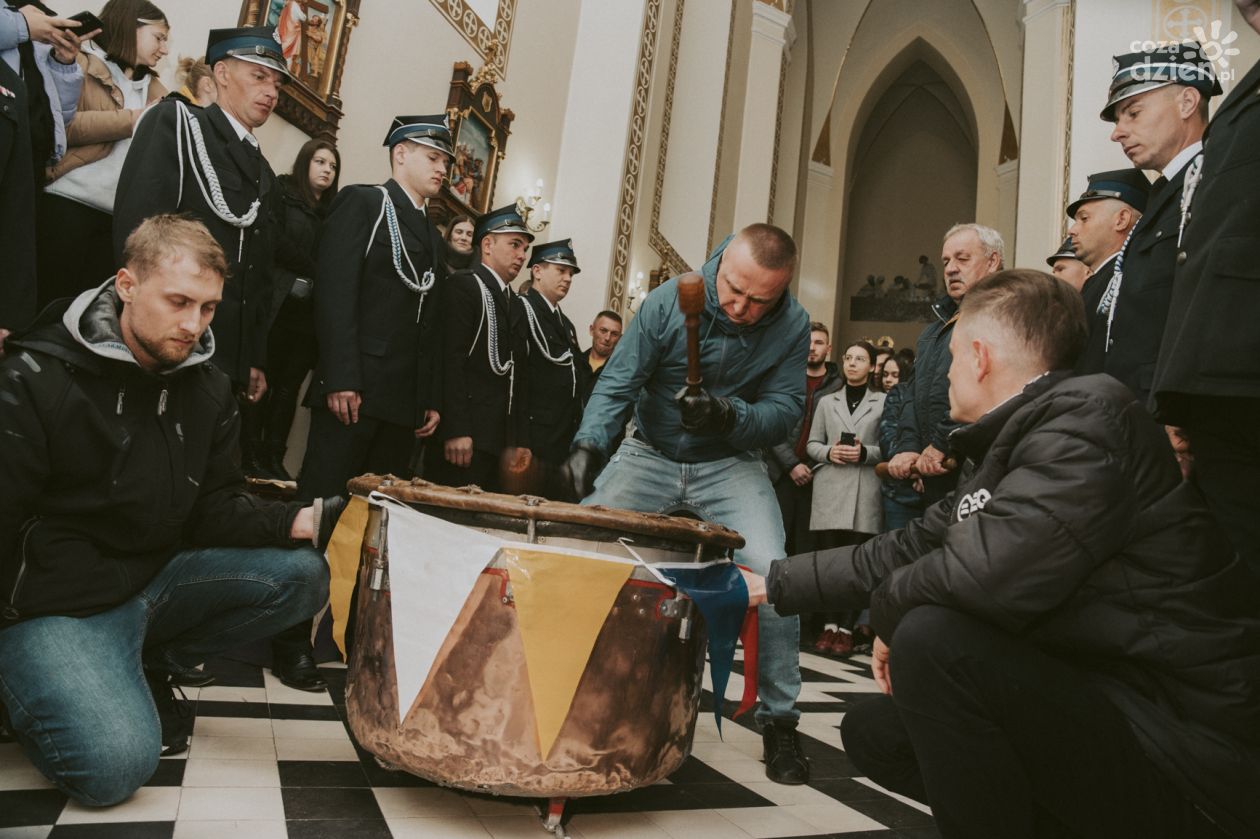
[144,669,192,756]
[762,719,810,784]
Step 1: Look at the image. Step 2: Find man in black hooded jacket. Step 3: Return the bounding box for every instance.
[746,269,1260,838]
[0,216,334,808]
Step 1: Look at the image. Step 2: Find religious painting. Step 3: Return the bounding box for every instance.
[450,111,495,212]
[238,0,361,137]
[429,61,515,225]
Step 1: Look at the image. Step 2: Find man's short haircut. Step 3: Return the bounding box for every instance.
[123,214,229,282]
[594,310,623,325]
[960,269,1087,371]
[943,222,1005,267]
[809,320,829,339]
[737,223,797,272]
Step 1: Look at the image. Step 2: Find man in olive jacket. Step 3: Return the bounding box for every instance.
[748,270,1260,838]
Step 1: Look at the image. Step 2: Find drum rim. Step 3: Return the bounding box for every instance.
[348,474,746,550]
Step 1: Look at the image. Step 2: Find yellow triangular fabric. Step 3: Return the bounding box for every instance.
[504,548,632,760]
[325,495,370,657]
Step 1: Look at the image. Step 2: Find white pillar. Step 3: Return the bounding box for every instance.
[547,0,651,328]
[1014,0,1073,268]
[731,2,793,229]
[794,161,837,326]
[995,159,1020,261]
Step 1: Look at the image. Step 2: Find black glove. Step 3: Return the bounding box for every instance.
[312,495,348,551]
[559,443,607,502]
[675,386,737,436]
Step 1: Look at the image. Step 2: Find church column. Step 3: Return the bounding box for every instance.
[548,0,653,322]
[794,160,836,326]
[1014,0,1074,268]
[731,1,794,230]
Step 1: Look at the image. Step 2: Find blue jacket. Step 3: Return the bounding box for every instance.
[0,7,83,164]
[892,295,960,456]
[574,236,810,463]
[878,381,923,506]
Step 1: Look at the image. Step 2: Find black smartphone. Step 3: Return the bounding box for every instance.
[839,432,857,446]
[67,10,104,37]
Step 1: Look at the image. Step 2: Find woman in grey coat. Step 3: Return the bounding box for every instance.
[805,340,885,654]
[807,341,886,538]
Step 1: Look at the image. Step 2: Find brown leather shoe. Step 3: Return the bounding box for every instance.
[813,628,837,652]
[827,629,855,657]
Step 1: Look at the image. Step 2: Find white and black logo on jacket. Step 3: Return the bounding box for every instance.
[956,488,992,520]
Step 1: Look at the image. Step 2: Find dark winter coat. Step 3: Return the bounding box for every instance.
[0,282,305,628]
[267,173,326,335]
[1151,58,1260,421]
[767,371,1260,836]
[765,361,842,484]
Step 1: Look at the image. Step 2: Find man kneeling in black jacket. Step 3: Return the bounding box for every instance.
[0,215,337,807]
[745,269,1260,839]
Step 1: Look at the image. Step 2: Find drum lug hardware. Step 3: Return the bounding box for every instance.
[527,518,537,543]
[502,582,515,605]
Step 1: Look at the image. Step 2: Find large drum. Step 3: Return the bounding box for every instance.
[342,476,745,798]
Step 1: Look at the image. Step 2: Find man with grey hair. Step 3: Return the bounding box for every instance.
[886,223,1002,505]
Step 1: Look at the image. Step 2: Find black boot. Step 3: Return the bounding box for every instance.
[265,448,294,482]
[272,647,328,692]
[146,648,216,688]
[144,669,192,756]
[762,719,810,784]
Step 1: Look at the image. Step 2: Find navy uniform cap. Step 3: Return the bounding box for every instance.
[206,27,291,81]
[1101,42,1222,121]
[527,238,581,273]
[1045,235,1079,267]
[383,114,454,157]
[475,204,534,243]
[1066,168,1152,217]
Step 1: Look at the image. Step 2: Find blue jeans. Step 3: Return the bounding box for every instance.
[0,546,328,806]
[586,436,800,723]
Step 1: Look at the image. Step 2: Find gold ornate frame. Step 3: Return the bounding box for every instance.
[237,0,361,137]
[429,61,515,226]
[427,0,517,79]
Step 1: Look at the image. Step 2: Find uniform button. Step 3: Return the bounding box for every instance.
[1155,230,1163,238]
[1176,251,1187,265]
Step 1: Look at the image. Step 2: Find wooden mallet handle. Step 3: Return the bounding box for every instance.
[874,456,958,479]
[677,273,705,396]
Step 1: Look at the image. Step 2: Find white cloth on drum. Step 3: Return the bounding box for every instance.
[373,492,502,722]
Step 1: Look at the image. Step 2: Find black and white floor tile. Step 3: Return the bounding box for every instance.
[0,649,938,838]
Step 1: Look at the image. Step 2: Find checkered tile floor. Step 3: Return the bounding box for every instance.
[0,648,939,838]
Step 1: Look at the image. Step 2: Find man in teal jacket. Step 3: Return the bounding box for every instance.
[561,223,812,784]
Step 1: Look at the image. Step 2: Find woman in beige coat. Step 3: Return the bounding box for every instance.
[805,340,886,654]
[37,0,168,306]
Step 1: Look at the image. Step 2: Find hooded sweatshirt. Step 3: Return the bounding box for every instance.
[0,281,303,627]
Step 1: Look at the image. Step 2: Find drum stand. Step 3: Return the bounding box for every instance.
[539,797,569,837]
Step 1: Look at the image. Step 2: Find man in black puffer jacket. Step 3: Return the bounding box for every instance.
[746,269,1260,838]
[0,216,334,808]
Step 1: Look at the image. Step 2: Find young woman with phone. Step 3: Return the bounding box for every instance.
[804,340,887,655]
[38,0,168,305]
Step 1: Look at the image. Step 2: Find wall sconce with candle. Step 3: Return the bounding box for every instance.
[515,178,551,234]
